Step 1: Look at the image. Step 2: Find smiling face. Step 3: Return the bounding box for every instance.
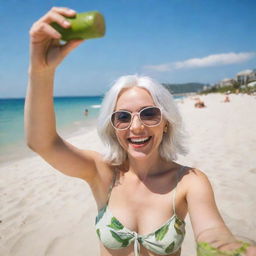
[114,86,167,160]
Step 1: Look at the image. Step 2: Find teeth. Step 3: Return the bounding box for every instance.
[130,137,150,143]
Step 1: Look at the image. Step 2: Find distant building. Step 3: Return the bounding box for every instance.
[219,78,235,87]
[236,69,256,85]
[249,69,256,82]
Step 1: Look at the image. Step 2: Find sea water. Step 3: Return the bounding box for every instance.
[0,96,103,164]
[0,95,182,164]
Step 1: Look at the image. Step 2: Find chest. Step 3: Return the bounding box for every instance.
[107,177,186,235]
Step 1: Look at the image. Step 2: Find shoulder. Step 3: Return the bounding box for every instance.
[179,167,212,195]
[179,166,209,182]
[181,167,209,180]
[181,167,216,209]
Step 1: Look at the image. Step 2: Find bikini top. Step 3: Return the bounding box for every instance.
[95,167,186,256]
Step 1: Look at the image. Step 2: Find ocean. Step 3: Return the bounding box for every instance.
[0,95,182,164]
[0,96,103,164]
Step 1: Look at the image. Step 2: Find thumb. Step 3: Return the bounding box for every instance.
[60,39,85,58]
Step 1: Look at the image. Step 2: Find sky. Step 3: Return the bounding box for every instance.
[0,0,256,98]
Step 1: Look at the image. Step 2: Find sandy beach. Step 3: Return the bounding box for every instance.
[1,93,256,256]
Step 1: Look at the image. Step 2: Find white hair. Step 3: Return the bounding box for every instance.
[97,75,188,165]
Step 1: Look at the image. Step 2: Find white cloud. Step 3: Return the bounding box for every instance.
[144,52,256,72]
[144,64,171,72]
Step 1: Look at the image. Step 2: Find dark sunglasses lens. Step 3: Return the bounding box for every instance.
[111,111,131,129]
[140,107,161,125]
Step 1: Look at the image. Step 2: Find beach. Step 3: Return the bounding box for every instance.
[0,93,256,256]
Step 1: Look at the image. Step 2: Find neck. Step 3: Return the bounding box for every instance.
[126,154,175,181]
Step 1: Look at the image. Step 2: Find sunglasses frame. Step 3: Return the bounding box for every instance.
[110,106,163,130]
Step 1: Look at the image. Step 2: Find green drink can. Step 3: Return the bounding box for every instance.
[51,11,106,41]
[197,241,251,256]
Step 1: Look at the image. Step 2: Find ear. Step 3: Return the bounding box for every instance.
[164,124,168,133]
[162,119,168,133]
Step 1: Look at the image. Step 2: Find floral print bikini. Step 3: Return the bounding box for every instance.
[95,167,186,256]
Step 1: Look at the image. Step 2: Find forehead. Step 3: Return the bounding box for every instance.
[115,87,155,111]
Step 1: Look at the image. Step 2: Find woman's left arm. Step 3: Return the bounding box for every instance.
[185,169,230,239]
[185,169,256,254]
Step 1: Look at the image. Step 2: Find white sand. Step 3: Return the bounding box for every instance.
[0,93,256,256]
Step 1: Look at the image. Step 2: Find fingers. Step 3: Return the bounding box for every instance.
[41,7,76,28]
[49,7,76,18]
[30,22,61,42]
[29,7,83,70]
[30,7,76,41]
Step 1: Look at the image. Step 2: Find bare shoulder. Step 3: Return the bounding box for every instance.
[182,167,208,178]
[181,167,214,202]
[179,167,210,192]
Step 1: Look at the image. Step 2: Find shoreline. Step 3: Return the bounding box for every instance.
[0,116,99,166]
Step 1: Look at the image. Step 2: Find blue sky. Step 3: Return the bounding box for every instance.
[0,0,255,98]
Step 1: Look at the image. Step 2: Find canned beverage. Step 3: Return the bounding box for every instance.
[51,11,106,41]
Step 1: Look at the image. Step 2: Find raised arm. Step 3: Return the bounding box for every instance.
[25,7,103,184]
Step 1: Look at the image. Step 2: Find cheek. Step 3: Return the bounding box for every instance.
[154,126,165,144]
[115,131,127,148]
[156,132,164,145]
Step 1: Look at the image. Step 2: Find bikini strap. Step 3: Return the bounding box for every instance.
[106,169,118,204]
[172,166,184,216]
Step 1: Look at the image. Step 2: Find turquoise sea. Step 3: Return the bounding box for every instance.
[0,96,103,164]
[0,95,182,164]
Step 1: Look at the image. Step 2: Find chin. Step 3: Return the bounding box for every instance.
[128,151,149,160]
[127,146,156,161]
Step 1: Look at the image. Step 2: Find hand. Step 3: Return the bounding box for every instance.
[29,7,85,72]
[196,227,256,256]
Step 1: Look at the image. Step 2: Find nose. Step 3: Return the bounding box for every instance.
[130,114,144,131]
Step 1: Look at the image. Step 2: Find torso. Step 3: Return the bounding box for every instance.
[90,162,189,256]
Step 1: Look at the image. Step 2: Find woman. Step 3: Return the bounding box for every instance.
[25,7,248,256]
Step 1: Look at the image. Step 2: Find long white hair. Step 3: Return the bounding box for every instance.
[97,75,188,165]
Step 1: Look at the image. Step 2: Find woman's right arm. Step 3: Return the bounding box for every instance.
[25,7,104,184]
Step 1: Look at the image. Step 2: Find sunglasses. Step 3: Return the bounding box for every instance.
[111,106,162,130]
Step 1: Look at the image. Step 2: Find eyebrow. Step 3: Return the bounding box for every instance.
[117,105,155,112]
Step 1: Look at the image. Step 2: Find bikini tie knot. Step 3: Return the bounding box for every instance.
[133,232,141,256]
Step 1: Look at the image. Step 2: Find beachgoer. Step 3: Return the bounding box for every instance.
[223,95,230,103]
[25,7,256,256]
[194,98,206,108]
[84,108,89,116]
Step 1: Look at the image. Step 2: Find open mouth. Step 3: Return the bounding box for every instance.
[127,136,152,145]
